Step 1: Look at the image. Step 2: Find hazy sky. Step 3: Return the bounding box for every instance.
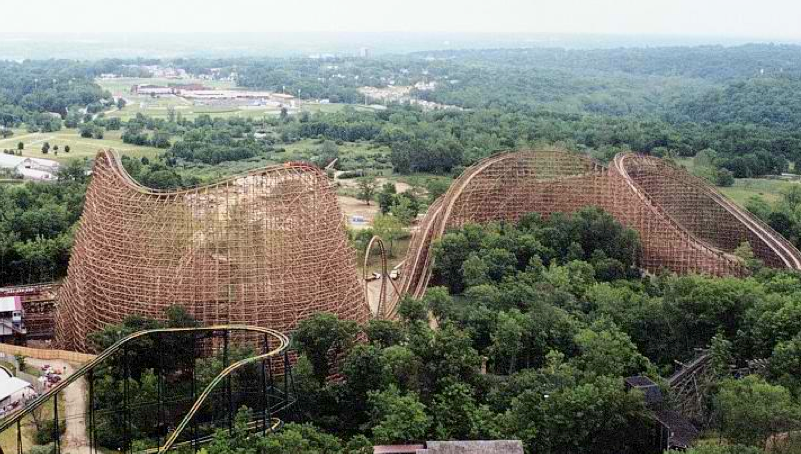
[10,0,801,39]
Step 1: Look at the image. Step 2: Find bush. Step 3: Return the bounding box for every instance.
[28,443,55,454]
[338,170,364,179]
[34,420,65,445]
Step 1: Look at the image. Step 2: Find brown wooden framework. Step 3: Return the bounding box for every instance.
[56,150,369,352]
[391,150,801,317]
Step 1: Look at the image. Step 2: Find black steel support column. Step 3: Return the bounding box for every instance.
[267,355,275,432]
[286,350,296,419]
[157,332,164,449]
[191,332,198,453]
[283,352,290,406]
[123,346,131,454]
[88,370,96,454]
[16,419,22,454]
[261,333,268,434]
[223,330,232,433]
[53,391,60,454]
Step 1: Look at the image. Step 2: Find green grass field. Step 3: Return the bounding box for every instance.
[675,157,798,207]
[719,178,798,206]
[0,128,163,163]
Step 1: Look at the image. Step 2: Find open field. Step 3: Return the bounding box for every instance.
[98,77,372,121]
[0,128,162,163]
[719,178,798,206]
[675,157,797,207]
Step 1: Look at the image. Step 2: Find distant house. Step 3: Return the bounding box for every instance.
[132,84,173,96]
[625,375,665,406]
[0,154,26,170]
[374,441,524,454]
[0,155,59,181]
[0,373,33,414]
[0,296,25,339]
[626,376,700,451]
[169,83,211,95]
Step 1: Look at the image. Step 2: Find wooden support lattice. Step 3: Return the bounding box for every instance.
[56,150,369,352]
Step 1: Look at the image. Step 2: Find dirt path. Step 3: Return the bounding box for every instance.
[24,358,90,454]
[366,277,399,316]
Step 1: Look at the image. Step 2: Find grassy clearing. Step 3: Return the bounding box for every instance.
[719,178,798,206]
[0,128,163,163]
[675,156,797,207]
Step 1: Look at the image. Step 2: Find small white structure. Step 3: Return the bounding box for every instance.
[0,155,59,180]
[0,376,33,410]
[0,296,24,337]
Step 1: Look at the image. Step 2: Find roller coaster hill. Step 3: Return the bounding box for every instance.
[384,150,801,316]
[1,148,800,452]
[53,148,801,347]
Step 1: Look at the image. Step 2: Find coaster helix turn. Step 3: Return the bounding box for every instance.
[0,325,293,454]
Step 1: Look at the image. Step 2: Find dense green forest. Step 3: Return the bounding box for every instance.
[5,44,801,282]
[81,210,801,453]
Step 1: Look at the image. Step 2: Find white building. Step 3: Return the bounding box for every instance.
[0,155,59,181]
[0,374,33,413]
[0,296,24,338]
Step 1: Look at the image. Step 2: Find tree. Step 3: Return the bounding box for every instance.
[343,344,388,420]
[382,345,422,393]
[426,178,450,204]
[56,159,86,183]
[715,168,735,187]
[377,182,397,214]
[116,98,126,110]
[41,142,50,154]
[770,335,801,394]
[356,177,377,205]
[489,310,526,374]
[389,194,417,225]
[423,286,454,320]
[318,140,339,166]
[372,214,405,257]
[293,313,359,384]
[431,382,500,440]
[365,319,405,348]
[397,295,428,324]
[715,376,800,447]
[368,385,431,444]
[64,145,70,153]
[507,375,649,454]
[79,124,94,138]
[17,142,23,151]
[571,319,651,378]
[461,254,490,288]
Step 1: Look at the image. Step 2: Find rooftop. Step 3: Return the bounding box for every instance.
[0,154,25,169]
[374,441,524,454]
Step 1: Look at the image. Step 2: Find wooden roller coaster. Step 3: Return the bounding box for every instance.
[389,150,801,317]
[56,150,369,352]
[53,149,801,348]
